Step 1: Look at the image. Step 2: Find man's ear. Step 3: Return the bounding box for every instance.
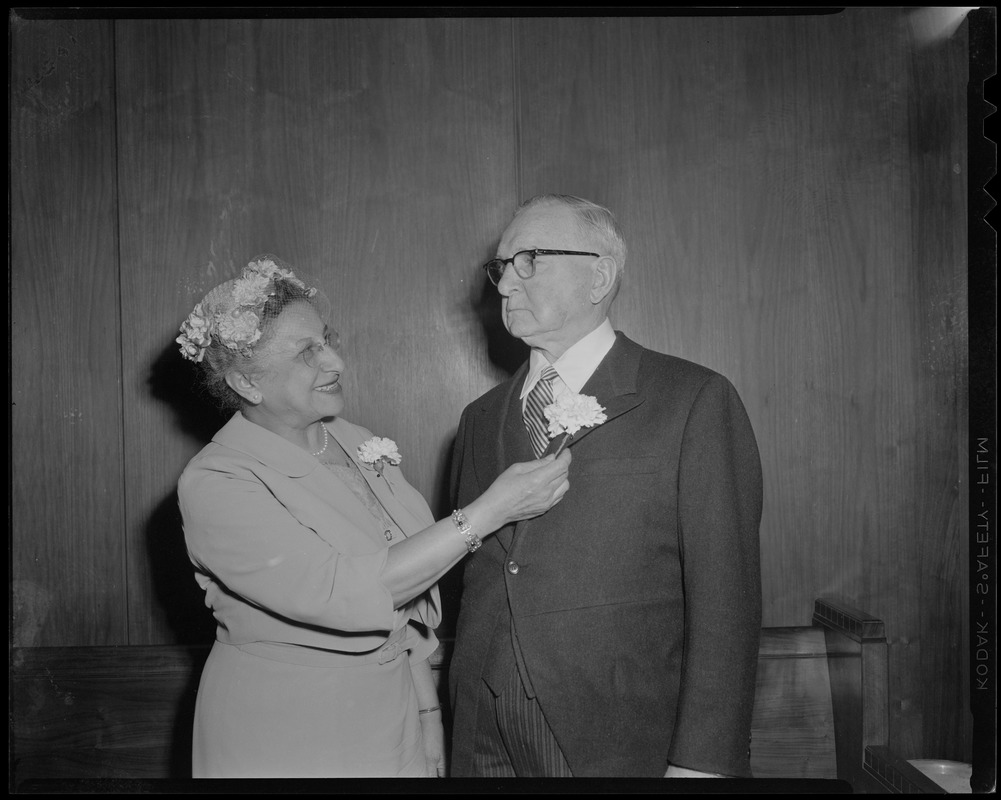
[589,256,618,304]
[225,370,261,405]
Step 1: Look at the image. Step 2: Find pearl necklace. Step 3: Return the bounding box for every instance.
[310,423,330,457]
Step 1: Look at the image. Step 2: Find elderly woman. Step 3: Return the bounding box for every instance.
[175,257,570,778]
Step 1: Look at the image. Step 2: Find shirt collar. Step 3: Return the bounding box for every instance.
[520,318,616,399]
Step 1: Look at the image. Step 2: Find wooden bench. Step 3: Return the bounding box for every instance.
[11,598,945,790]
[752,598,944,792]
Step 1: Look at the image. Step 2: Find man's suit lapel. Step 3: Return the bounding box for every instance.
[469,363,532,552]
[472,333,646,551]
[539,332,645,456]
[509,334,646,554]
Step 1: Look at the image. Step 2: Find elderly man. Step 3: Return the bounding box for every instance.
[448,194,763,778]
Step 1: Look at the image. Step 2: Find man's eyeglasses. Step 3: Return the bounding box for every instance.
[482,249,600,286]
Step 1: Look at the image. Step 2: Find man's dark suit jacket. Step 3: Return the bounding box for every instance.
[448,332,763,778]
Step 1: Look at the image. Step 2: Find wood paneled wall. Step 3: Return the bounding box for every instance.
[11,19,125,646]
[10,10,974,765]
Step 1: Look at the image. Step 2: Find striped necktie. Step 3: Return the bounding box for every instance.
[524,366,559,458]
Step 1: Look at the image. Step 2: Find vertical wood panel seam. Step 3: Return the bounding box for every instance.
[111,19,130,645]
[511,19,523,206]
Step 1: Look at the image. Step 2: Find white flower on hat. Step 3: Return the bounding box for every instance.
[176,257,317,363]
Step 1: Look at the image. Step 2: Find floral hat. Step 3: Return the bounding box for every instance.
[177,257,318,363]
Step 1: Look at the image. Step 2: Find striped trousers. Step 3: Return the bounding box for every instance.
[469,660,574,777]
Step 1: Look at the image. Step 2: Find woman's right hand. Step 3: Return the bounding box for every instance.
[477,449,572,528]
[382,450,571,608]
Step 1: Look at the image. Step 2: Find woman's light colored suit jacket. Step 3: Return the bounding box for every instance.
[178,412,439,663]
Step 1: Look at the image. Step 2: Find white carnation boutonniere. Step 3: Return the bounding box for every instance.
[544,392,608,456]
[357,437,402,477]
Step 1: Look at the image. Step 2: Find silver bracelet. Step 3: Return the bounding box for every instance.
[451,509,482,553]
[418,705,441,715]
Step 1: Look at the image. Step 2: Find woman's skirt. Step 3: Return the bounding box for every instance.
[192,633,426,778]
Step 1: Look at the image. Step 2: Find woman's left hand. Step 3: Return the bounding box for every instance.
[420,709,446,777]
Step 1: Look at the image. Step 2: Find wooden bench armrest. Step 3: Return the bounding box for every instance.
[813,597,886,642]
[865,746,950,793]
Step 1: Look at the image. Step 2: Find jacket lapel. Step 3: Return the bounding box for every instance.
[469,364,531,552]
[213,413,386,545]
[213,412,317,478]
[539,334,645,455]
[326,417,431,537]
[513,334,645,549]
[536,332,644,456]
[467,333,646,550]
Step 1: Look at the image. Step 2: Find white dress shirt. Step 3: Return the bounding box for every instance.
[519,319,617,410]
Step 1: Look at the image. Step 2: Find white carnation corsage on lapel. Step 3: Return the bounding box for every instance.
[357,437,402,477]
[544,392,608,456]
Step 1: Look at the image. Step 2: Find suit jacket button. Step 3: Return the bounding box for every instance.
[506,560,520,575]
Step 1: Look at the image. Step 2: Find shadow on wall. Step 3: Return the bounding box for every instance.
[144,491,217,645]
[472,271,530,379]
[432,276,529,639]
[431,432,463,641]
[145,340,227,645]
[148,339,229,446]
